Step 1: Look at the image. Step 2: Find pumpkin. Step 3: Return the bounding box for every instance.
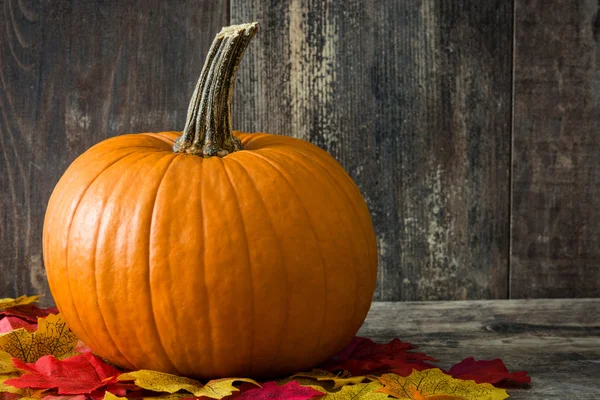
[43,22,377,379]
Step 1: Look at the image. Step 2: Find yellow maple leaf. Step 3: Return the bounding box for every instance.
[0,314,79,362]
[118,370,204,395]
[0,372,22,394]
[198,378,261,399]
[103,393,127,400]
[0,350,17,374]
[293,369,367,389]
[376,369,509,400]
[321,381,389,399]
[119,369,259,399]
[0,295,40,310]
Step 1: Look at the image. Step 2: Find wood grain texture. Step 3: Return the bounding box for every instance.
[511,0,600,298]
[3,0,597,302]
[361,299,600,399]
[231,1,512,300]
[0,0,228,304]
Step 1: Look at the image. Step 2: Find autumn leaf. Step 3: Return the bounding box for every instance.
[274,377,331,394]
[320,381,389,399]
[292,369,367,389]
[376,369,509,400]
[0,306,59,326]
[0,374,45,400]
[118,370,259,399]
[236,381,323,399]
[88,382,140,400]
[0,353,21,397]
[0,314,78,362]
[74,341,91,354]
[321,337,437,376]
[448,357,530,386]
[0,305,59,324]
[41,396,87,400]
[0,296,40,311]
[197,377,261,399]
[0,393,44,400]
[0,373,22,394]
[117,370,203,396]
[336,337,415,360]
[0,317,36,333]
[0,351,16,374]
[5,351,121,395]
[133,395,192,400]
[102,393,126,400]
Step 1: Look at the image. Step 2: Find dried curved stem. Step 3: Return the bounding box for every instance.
[174,22,258,157]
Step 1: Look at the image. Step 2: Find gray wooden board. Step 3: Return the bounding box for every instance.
[0,0,228,304]
[360,299,600,399]
[2,0,599,303]
[511,0,600,298]
[232,0,513,301]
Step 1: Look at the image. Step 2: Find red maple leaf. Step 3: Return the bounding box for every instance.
[448,357,531,386]
[0,316,36,333]
[5,351,121,395]
[335,337,415,360]
[237,381,323,400]
[320,337,438,376]
[0,394,21,400]
[0,305,59,323]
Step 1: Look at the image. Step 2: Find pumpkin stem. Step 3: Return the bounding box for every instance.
[173,22,258,157]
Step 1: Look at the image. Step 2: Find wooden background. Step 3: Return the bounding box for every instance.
[0,0,598,303]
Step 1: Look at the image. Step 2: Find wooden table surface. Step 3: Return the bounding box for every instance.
[359,299,600,399]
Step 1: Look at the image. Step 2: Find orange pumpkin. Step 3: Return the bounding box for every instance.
[43,23,377,379]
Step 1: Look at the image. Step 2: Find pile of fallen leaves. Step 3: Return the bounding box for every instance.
[0,295,530,400]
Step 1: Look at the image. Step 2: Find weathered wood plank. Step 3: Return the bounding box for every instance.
[231,1,513,300]
[361,299,600,399]
[511,0,600,298]
[0,0,228,304]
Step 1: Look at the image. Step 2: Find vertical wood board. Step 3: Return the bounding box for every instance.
[0,0,229,304]
[511,0,600,298]
[232,0,513,300]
